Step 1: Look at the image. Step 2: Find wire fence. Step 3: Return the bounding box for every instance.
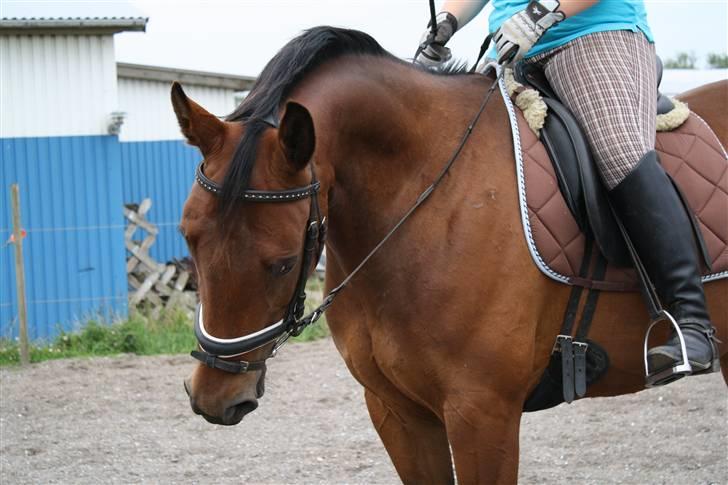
[1,207,188,341]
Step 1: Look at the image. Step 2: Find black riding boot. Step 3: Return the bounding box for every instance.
[609,150,718,381]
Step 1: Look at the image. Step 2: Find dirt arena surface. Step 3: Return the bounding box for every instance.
[1,338,725,484]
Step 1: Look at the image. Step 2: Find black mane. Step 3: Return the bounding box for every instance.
[227,27,390,123]
[217,27,391,216]
[218,26,467,218]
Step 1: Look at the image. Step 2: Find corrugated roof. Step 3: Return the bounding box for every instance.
[0,17,148,34]
[117,63,256,91]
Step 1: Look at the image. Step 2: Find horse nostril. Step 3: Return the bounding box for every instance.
[222,400,258,425]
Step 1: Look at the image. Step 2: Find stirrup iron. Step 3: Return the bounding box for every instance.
[644,310,692,387]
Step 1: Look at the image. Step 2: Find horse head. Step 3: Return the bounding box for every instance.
[172,82,324,425]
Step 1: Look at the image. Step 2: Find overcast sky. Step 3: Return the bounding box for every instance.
[4,1,728,76]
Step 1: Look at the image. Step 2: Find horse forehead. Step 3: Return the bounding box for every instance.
[183,185,215,221]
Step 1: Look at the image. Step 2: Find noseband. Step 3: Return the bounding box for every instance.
[191,121,327,373]
[192,70,504,374]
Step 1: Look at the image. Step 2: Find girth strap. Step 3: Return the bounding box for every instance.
[550,236,607,404]
[555,237,593,403]
[573,252,607,398]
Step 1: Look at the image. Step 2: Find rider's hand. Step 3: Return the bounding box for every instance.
[494,0,565,65]
[415,12,458,68]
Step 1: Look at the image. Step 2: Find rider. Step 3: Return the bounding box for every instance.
[415,0,718,384]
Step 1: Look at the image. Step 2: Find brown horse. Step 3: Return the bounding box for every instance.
[175,27,727,484]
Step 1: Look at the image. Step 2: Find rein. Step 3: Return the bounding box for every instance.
[192,70,506,374]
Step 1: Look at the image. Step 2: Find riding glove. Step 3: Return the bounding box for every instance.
[415,12,458,68]
[494,0,565,65]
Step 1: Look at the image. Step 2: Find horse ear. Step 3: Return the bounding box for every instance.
[278,102,315,171]
[170,82,225,157]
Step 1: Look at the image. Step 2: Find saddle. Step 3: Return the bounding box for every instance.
[515,60,677,267]
[495,60,728,412]
[507,61,728,290]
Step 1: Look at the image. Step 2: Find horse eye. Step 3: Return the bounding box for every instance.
[272,257,297,276]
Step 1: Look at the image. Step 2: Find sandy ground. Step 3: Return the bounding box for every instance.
[1,338,726,484]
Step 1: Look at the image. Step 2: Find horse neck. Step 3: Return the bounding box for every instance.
[292,56,494,266]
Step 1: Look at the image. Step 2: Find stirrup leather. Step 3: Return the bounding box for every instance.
[643,310,692,387]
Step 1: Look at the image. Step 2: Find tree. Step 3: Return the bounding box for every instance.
[664,52,697,69]
[707,53,728,68]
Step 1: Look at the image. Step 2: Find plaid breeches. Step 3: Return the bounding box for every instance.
[526,30,657,189]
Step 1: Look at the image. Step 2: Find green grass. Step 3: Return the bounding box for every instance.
[0,278,330,366]
[0,309,196,366]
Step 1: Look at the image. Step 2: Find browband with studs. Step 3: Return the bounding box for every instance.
[195,161,320,202]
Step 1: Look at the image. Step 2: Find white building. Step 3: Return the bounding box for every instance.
[0,16,254,340]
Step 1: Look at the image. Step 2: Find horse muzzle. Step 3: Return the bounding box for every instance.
[184,371,264,426]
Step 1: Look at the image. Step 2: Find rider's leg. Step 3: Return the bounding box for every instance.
[532,30,717,378]
[609,150,717,374]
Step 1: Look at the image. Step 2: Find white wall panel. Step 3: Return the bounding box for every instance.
[0,34,118,138]
[117,78,236,142]
[661,69,728,96]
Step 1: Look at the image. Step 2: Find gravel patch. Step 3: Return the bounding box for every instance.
[1,338,725,484]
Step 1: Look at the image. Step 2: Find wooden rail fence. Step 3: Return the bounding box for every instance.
[124,199,196,314]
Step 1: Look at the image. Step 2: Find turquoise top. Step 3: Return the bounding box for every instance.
[488,0,654,58]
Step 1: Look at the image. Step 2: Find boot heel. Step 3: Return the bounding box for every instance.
[644,310,693,387]
[690,350,721,376]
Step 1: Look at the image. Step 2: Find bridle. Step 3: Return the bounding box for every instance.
[191,67,506,375]
[191,117,327,373]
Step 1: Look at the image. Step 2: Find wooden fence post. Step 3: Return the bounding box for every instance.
[10,184,30,366]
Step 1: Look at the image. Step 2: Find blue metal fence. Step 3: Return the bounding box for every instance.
[1,136,202,341]
[1,135,128,341]
[120,140,198,263]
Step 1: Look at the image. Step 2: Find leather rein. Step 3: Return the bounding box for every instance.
[191,70,505,374]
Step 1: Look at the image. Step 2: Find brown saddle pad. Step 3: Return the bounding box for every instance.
[512,103,727,290]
